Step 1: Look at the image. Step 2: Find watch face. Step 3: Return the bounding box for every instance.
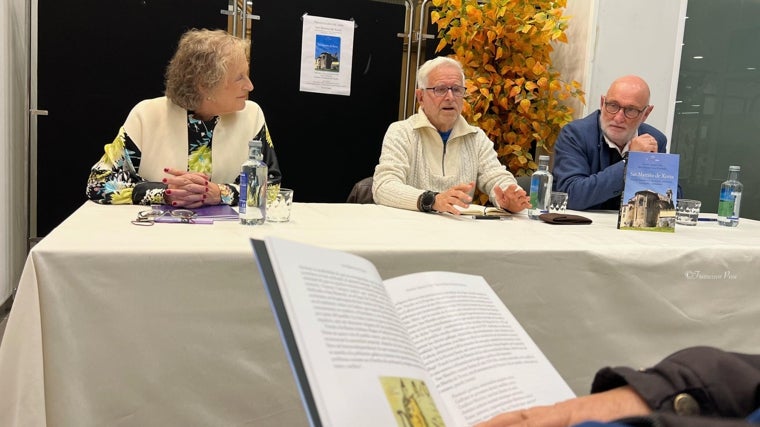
[423,191,436,210]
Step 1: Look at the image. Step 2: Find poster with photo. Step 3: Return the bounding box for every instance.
[300,15,354,96]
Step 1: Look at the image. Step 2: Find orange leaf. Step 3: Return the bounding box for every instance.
[435,38,448,53]
[519,99,531,113]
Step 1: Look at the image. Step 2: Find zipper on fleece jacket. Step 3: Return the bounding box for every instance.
[441,141,447,176]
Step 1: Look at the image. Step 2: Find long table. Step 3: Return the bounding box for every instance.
[1,202,759,426]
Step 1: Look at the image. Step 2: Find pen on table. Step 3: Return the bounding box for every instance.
[473,215,510,220]
[698,217,717,222]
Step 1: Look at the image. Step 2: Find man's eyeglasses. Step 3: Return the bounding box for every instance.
[425,85,467,98]
[603,100,648,119]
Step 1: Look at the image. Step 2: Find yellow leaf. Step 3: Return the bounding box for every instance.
[435,38,448,53]
[525,81,537,91]
[519,99,531,113]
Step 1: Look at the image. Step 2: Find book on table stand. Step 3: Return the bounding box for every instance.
[617,151,680,233]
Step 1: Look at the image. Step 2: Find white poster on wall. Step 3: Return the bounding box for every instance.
[299,15,354,96]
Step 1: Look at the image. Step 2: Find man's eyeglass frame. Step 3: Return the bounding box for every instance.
[603,98,649,119]
[425,85,467,98]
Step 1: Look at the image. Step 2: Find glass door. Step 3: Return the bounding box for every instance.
[671,0,760,219]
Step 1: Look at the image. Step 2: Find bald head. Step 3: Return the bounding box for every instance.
[606,75,651,106]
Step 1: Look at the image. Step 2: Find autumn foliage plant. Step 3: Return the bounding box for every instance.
[431,0,584,178]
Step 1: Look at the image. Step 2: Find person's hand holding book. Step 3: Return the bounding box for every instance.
[473,386,649,427]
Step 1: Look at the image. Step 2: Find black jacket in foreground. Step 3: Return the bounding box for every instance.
[591,346,760,427]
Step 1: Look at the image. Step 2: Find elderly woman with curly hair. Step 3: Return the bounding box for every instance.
[86,28,281,207]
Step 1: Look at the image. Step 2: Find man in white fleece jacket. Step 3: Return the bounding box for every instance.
[372,57,530,215]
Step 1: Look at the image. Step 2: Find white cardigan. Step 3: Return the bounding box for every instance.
[124,96,267,184]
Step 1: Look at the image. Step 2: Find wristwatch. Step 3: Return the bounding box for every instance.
[418,190,438,212]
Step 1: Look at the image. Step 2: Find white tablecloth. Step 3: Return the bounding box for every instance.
[1,202,759,426]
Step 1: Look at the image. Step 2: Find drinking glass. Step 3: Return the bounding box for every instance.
[267,188,294,222]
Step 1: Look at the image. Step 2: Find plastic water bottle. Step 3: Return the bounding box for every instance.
[529,155,553,219]
[239,139,267,225]
[717,165,743,227]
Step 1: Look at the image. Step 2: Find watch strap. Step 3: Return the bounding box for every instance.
[418,190,438,212]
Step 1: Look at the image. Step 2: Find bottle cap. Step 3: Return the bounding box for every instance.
[248,139,262,149]
[729,165,740,171]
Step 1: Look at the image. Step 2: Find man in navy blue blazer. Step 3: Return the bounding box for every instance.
[553,75,668,211]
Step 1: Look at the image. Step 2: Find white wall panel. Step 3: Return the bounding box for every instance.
[1,0,30,303]
[585,0,688,146]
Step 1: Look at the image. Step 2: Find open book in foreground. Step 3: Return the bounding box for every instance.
[251,237,574,427]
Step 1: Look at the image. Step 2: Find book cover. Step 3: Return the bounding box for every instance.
[191,204,239,220]
[251,237,574,427]
[617,152,679,232]
[159,204,239,221]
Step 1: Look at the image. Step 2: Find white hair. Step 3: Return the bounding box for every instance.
[416,57,465,89]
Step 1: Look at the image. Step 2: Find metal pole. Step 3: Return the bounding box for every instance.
[414,0,435,113]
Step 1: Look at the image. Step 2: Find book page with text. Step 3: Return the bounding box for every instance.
[453,204,511,217]
[263,237,455,427]
[384,271,575,426]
